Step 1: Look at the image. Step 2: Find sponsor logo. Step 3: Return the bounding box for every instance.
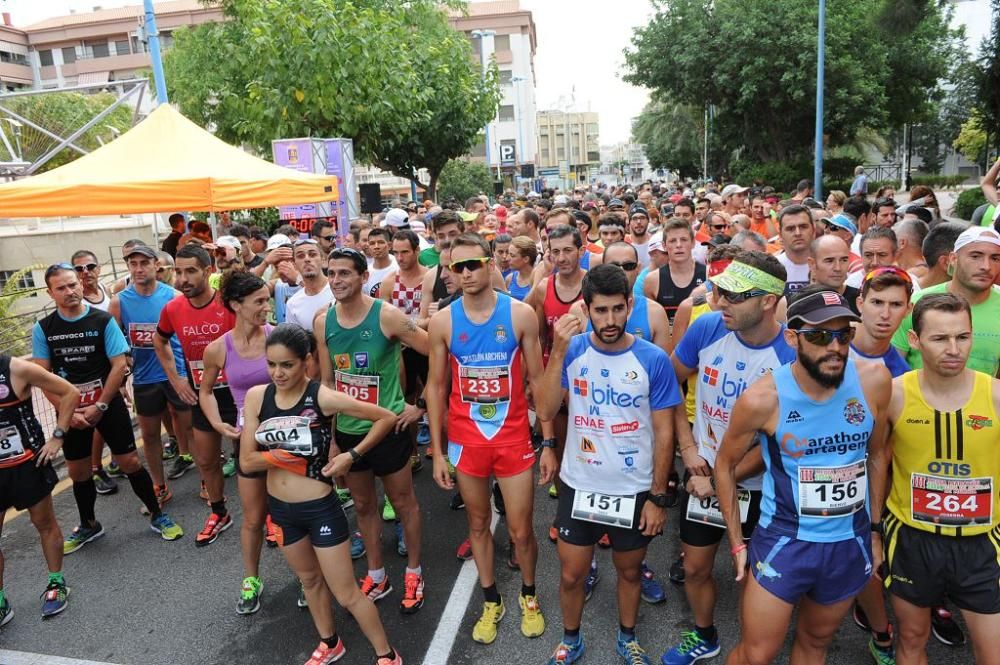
[843,398,867,425]
[0,384,8,400]
[495,325,507,343]
[611,421,639,434]
[580,437,597,454]
[319,525,332,536]
[617,447,639,456]
[702,367,719,386]
[785,409,803,423]
[580,367,589,376]
[780,431,868,458]
[573,377,589,397]
[905,417,930,425]
[736,361,746,371]
[702,366,749,397]
[360,329,373,340]
[478,404,497,420]
[575,455,602,466]
[522,451,535,460]
[711,355,724,366]
[181,323,222,337]
[354,352,369,369]
[624,456,634,467]
[927,461,971,476]
[966,414,993,430]
[600,368,610,378]
[559,527,570,536]
[756,562,782,579]
[458,332,470,343]
[298,408,317,423]
[621,370,640,385]
[574,415,604,430]
[334,354,351,370]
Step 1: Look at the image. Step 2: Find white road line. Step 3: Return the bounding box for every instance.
[0,650,119,665]
[421,511,500,665]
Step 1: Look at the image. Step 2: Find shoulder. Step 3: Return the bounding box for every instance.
[857,359,892,392]
[740,374,778,410]
[631,336,670,366]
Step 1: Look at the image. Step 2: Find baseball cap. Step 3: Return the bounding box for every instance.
[459,211,479,223]
[629,204,649,218]
[410,219,426,234]
[700,234,731,248]
[953,225,1000,253]
[647,232,665,254]
[215,235,241,251]
[125,245,158,260]
[383,208,410,228]
[712,260,786,296]
[266,234,293,251]
[826,213,858,235]
[553,194,571,206]
[786,289,861,327]
[607,198,625,210]
[720,184,749,199]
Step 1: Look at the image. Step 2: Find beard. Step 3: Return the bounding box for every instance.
[595,324,625,345]
[798,348,848,389]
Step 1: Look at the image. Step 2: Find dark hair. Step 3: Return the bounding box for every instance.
[582,263,630,305]
[311,220,334,238]
[266,322,317,360]
[597,212,625,230]
[123,238,146,250]
[392,229,420,251]
[903,207,933,225]
[452,232,492,258]
[176,243,212,267]
[220,270,267,312]
[778,204,812,230]
[520,208,540,229]
[842,195,871,220]
[493,233,512,245]
[168,213,186,228]
[464,196,484,211]
[544,208,574,226]
[674,197,695,213]
[570,209,591,230]
[912,292,971,336]
[873,197,896,213]
[44,263,75,286]
[431,210,465,233]
[796,179,812,193]
[328,247,369,274]
[275,224,299,239]
[229,224,250,240]
[367,227,391,243]
[534,198,553,212]
[71,250,98,264]
[860,226,897,253]
[861,268,913,299]
[602,241,639,262]
[708,244,744,262]
[547,224,582,248]
[250,229,268,242]
[922,221,967,268]
[189,221,210,234]
[348,227,361,243]
[734,249,787,282]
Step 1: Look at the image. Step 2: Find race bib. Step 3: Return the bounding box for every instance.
[685,490,751,529]
[255,416,314,456]
[911,473,993,527]
[75,378,103,407]
[798,460,867,518]
[128,323,157,349]
[571,490,637,529]
[458,365,511,404]
[188,360,228,389]
[0,426,26,465]
[335,371,380,405]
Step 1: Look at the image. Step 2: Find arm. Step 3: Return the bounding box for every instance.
[427,309,454,490]
[379,272,398,302]
[416,270,438,330]
[81,354,128,426]
[864,366,895,575]
[535,314,580,421]
[982,156,1000,205]
[670,352,709,475]
[11,357,80,466]
[643,270,658,302]
[238,386,269,474]
[640,406,676,535]
[154,309,198,405]
[384,301,429,355]
[774,296,788,324]
[198,338,239,438]
[313,308,335,389]
[526,279,548,353]
[319,384,398,478]
[669,297,695,355]
[108,294,122,326]
[647,298,672,354]
[490,267,507,292]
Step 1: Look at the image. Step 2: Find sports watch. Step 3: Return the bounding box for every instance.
[52,427,66,439]
[647,493,670,508]
[415,397,427,410]
[95,401,109,412]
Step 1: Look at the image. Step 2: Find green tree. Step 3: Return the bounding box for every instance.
[437,159,493,203]
[631,99,704,179]
[164,0,500,200]
[954,112,988,165]
[0,264,43,356]
[972,0,1000,162]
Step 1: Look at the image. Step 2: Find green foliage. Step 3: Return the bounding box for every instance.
[0,264,44,356]
[954,187,988,221]
[163,0,499,200]
[437,159,493,204]
[631,100,705,178]
[0,93,134,173]
[954,113,988,165]
[231,207,281,232]
[972,0,1000,156]
[909,174,968,189]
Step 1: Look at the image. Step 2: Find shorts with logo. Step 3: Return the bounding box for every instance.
[883,516,1000,614]
[555,485,653,552]
[0,461,58,512]
[342,429,411,477]
[680,487,762,547]
[448,439,535,479]
[62,395,137,462]
[748,525,872,606]
[133,380,190,417]
[267,491,348,548]
[191,385,237,433]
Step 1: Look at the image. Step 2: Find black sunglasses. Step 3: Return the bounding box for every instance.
[716,287,770,304]
[795,328,855,346]
[608,261,639,271]
[73,263,99,273]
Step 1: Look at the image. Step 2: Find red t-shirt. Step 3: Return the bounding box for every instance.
[157,292,235,387]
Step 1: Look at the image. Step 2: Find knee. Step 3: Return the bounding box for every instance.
[616,564,641,586]
[115,453,142,474]
[561,568,585,590]
[507,522,535,547]
[467,517,492,539]
[299,571,325,591]
[684,558,712,585]
[333,585,367,611]
[351,493,376,517]
[896,620,930,650]
[742,642,780,665]
[29,510,57,533]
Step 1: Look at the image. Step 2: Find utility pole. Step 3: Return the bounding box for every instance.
[813,0,826,200]
[143,0,168,104]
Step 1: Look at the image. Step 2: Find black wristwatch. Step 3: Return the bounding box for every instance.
[871,522,883,536]
[52,427,66,439]
[415,397,427,410]
[539,438,557,449]
[647,493,670,508]
[348,448,362,463]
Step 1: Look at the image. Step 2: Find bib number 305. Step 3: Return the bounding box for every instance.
[571,491,636,529]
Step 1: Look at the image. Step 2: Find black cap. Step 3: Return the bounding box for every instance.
[787,290,861,327]
[629,204,649,218]
[125,245,158,260]
[701,234,730,247]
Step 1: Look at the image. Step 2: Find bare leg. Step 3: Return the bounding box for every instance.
[191,428,224,503]
[556,540,593,630]
[495,467,537,586]
[382,464,421,569]
[725,574,794,665]
[346,470,383,573]
[137,414,165,487]
[959,607,1000,665]
[27,495,63,576]
[281,538,335,638]
[456,472,495,587]
[314,540,392,655]
[789,595,854,665]
[892,594,931,665]
[238,475,267,578]
[682,542,721,628]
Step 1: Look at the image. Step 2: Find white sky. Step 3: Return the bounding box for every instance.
[3,0,990,145]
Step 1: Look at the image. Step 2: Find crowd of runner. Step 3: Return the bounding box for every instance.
[1,167,999,665]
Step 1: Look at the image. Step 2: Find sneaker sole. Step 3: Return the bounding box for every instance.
[41,601,69,618]
[236,599,261,615]
[195,518,233,547]
[366,584,393,602]
[641,593,666,604]
[94,485,117,495]
[64,527,105,555]
[400,598,424,614]
[166,463,193,480]
[351,549,367,560]
[931,625,964,647]
[0,609,12,626]
[682,646,722,662]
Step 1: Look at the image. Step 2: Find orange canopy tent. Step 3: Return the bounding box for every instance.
[0,104,337,218]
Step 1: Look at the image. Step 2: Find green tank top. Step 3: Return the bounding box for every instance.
[324,299,405,434]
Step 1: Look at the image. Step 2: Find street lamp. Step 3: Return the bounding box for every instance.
[471,29,496,177]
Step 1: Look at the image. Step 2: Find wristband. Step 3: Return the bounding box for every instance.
[731,543,748,556]
[348,448,362,463]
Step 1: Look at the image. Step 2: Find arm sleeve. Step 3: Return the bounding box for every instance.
[157,301,175,338]
[648,349,682,410]
[104,319,130,357]
[31,322,49,360]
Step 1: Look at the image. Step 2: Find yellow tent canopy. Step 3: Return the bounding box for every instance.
[0,104,338,218]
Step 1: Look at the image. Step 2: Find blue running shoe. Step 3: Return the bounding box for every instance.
[617,631,652,665]
[661,630,721,665]
[548,636,585,664]
[350,531,366,560]
[640,563,666,604]
[395,521,407,557]
[416,423,431,446]
[40,579,70,617]
[584,563,599,602]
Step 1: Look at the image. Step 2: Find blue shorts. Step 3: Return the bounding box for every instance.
[748,526,872,606]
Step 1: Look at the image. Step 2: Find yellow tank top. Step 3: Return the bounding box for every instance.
[684,301,714,423]
[888,370,998,536]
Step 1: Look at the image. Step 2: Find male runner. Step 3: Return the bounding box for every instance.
[315,246,428,614]
[644,219,706,325]
[33,264,183,553]
[428,233,547,644]
[0,354,78,623]
[662,251,795,665]
[419,209,466,267]
[537,264,679,665]
[153,244,236,546]
[775,236,860,322]
[285,238,334,330]
[774,205,815,295]
[715,286,891,665]
[628,204,654,267]
[870,293,1000,665]
[364,228,398,297]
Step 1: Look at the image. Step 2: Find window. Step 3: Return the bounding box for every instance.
[61,47,77,64]
[557,147,565,159]
[499,70,512,86]
[494,34,510,51]
[38,49,54,66]
[0,51,27,65]
[470,141,486,157]
[159,32,174,50]
[498,105,515,122]
[0,270,37,297]
[88,41,110,59]
[587,123,599,133]
[114,39,130,56]
[587,151,600,162]
[541,148,549,159]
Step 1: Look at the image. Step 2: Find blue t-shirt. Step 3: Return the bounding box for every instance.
[118,282,187,384]
[849,344,909,378]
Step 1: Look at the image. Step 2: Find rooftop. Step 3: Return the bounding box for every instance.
[21,0,217,31]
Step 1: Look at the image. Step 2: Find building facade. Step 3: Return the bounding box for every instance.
[537,110,600,184]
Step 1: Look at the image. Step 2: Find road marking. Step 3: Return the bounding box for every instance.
[0,649,119,665]
[420,510,499,665]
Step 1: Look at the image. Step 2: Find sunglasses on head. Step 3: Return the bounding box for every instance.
[293,238,319,247]
[73,263,98,273]
[716,287,769,304]
[45,262,74,277]
[795,327,855,346]
[448,257,490,273]
[864,265,911,284]
[608,261,639,271]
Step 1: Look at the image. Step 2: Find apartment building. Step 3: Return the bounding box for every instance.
[537,110,600,184]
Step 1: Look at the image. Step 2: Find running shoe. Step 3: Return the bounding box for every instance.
[931,605,965,646]
[304,638,346,665]
[584,563,599,602]
[455,538,472,561]
[297,582,308,609]
[410,454,423,472]
[336,488,354,510]
[400,572,424,614]
[868,637,895,665]
[237,576,263,615]
[93,468,118,495]
[359,575,392,602]
[547,637,584,664]
[106,460,125,478]
[375,650,402,665]
[661,630,721,665]
[416,422,431,445]
[350,531,366,560]
[853,602,871,631]
[395,522,407,557]
[548,526,558,543]
[449,492,465,511]
[492,482,506,516]
[472,599,505,644]
[617,632,652,665]
[40,579,70,618]
[382,497,396,522]
[162,436,178,460]
[195,512,232,547]
[548,484,558,499]
[167,454,195,480]
[640,563,666,604]
[222,455,237,478]
[0,595,11,627]
[155,484,173,507]
[150,513,183,541]
[507,539,520,570]
[519,593,545,637]
[669,555,685,585]
[63,522,105,555]
[597,533,611,548]
[265,514,279,548]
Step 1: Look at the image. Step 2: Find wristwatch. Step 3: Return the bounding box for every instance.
[415,397,427,410]
[539,438,557,449]
[348,448,362,463]
[647,493,670,508]
[52,427,66,439]
[95,401,109,412]
[871,522,883,536]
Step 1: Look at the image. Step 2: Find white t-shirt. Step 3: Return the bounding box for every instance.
[364,256,398,298]
[776,252,810,296]
[285,284,334,330]
[632,238,651,268]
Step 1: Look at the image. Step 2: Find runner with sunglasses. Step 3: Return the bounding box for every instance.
[715,285,892,665]
[661,251,794,665]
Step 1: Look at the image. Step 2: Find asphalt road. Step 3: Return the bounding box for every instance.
[0,448,975,665]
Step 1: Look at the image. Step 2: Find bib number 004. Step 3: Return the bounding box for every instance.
[571,491,636,529]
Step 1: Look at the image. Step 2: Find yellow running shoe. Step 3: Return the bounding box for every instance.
[472,599,506,644]
[519,593,545,637]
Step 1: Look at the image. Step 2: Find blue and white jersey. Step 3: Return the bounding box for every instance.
[674,311,795,488]
[759,360,874,542]
[585,295,652,342]
[848,344,909,378]
[560,334,681,495]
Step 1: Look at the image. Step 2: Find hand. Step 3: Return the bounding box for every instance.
[537,447,558,485]
[36,437,63,466]
[681,446,711,476]
[213,422,241,439]
[276,259,299,283]
[638,500,666,536]
[81,404,103,426]
[172,377,198,406]
[432,454,454,490]
[552,314,583,353]
[322,452,354,478]
[70,412,91,429]
[395,403,425,433]
[732,544,748,582]
[267,247,293,266]
[871,534,884,581]
[687,475,715,499]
